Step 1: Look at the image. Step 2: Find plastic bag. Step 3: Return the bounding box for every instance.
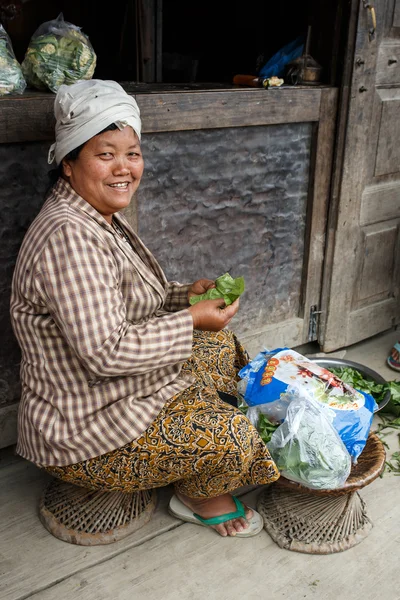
[238,348,377,462]
[267,394,351,490]
[258,35,305,79]
[21,13,97,93]
[0,25,26,96]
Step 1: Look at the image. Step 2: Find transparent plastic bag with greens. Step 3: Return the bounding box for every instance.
[189,272,245,306]
[21,13,97,93]
[238,347,377,463]
[267,393,351,490]
[0,25,26,96]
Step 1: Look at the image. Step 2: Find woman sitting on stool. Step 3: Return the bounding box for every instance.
[10,79,279,538]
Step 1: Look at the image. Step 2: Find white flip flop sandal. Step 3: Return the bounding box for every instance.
[168,494,264,537]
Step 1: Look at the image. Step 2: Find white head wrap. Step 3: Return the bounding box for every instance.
[48,79,142,165]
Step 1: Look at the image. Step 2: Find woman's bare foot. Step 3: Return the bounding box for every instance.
[176,492,253,537]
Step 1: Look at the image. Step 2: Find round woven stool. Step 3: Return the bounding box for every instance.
[257,432,386,554]
[39,479,157,546]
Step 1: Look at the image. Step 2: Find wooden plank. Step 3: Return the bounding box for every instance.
[0,88,322,144]
[320,0,383,351]
[347,297,399,346]
[138,0,156,82]
[319,0,361,350]
[356,223,398,305]
[0,403,17,449]
[0,460,183,600]
[0,95,56,143]
[376,42,400,85]
[155,0,163,83]
[301,88,338,343]
[361,180,400,224]
[237,318,304,359]
[374,88,400,176]
[137,89,322,133]
[393,0,400,28]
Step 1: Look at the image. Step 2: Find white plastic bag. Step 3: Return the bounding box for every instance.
[267,393,351,490]
[0,24,26,96]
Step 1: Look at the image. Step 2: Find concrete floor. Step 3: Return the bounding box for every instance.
[1,329,399,600]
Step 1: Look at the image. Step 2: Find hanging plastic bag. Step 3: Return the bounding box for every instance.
[21,13,97,93]
[238,347,377,463]
[0,25,26,96]
[267,394,351,490]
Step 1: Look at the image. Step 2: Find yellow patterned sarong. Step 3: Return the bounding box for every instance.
[46,330,280,497]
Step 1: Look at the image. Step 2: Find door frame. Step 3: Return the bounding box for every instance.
[320,0,400,351]
[319,0,364,350]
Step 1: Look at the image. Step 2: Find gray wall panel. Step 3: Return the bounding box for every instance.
[138,124,312,337]
[0,142,49,408]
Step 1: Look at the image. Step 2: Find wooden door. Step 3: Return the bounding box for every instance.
[321,0,400,351]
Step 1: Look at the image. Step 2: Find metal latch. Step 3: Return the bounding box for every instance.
[308,305,322,342]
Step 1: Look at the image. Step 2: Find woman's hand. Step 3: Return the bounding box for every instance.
[188,298,240,331]
[188,278,216,302]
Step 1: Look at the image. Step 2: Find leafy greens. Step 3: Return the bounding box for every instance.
[329,366,400,417]
[189,272,245,306]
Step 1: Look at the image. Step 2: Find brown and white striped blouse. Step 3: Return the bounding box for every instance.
[10,178,194,466]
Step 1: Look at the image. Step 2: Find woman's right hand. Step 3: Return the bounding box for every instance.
[188,298,240,331]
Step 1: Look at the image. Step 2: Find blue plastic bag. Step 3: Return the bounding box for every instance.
[238,348,378,463]
[258,35,305,79]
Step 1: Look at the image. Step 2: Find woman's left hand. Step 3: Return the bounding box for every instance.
[188,278,215,301]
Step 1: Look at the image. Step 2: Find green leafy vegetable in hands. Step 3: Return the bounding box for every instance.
[189,272,245,306]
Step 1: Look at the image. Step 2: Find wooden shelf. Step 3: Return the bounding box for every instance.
[0,84,333,144]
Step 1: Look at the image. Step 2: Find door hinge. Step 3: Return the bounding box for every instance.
[308,305,322,342]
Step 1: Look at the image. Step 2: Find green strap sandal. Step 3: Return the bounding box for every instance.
[168,494,264,537]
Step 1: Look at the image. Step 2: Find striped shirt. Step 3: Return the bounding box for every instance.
[10,178,194,466]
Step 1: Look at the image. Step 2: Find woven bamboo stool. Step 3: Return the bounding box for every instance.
[257,432,386,554]
[39,479,157,546]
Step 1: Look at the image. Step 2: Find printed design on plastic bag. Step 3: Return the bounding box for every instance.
[238,347,378,464]
[260,350,366,411]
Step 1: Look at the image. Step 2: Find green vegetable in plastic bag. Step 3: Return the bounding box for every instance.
[189,272,245,306]
[0,25,26,96]
[267,394,351,490]
[21,13,96,93]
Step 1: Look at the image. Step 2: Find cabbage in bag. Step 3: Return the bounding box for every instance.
[0,25,26,96]
[21,13,96,93]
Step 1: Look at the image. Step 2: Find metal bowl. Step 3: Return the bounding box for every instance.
[310,357,390,413]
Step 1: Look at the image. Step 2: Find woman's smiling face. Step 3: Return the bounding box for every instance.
[62,126,144,223]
